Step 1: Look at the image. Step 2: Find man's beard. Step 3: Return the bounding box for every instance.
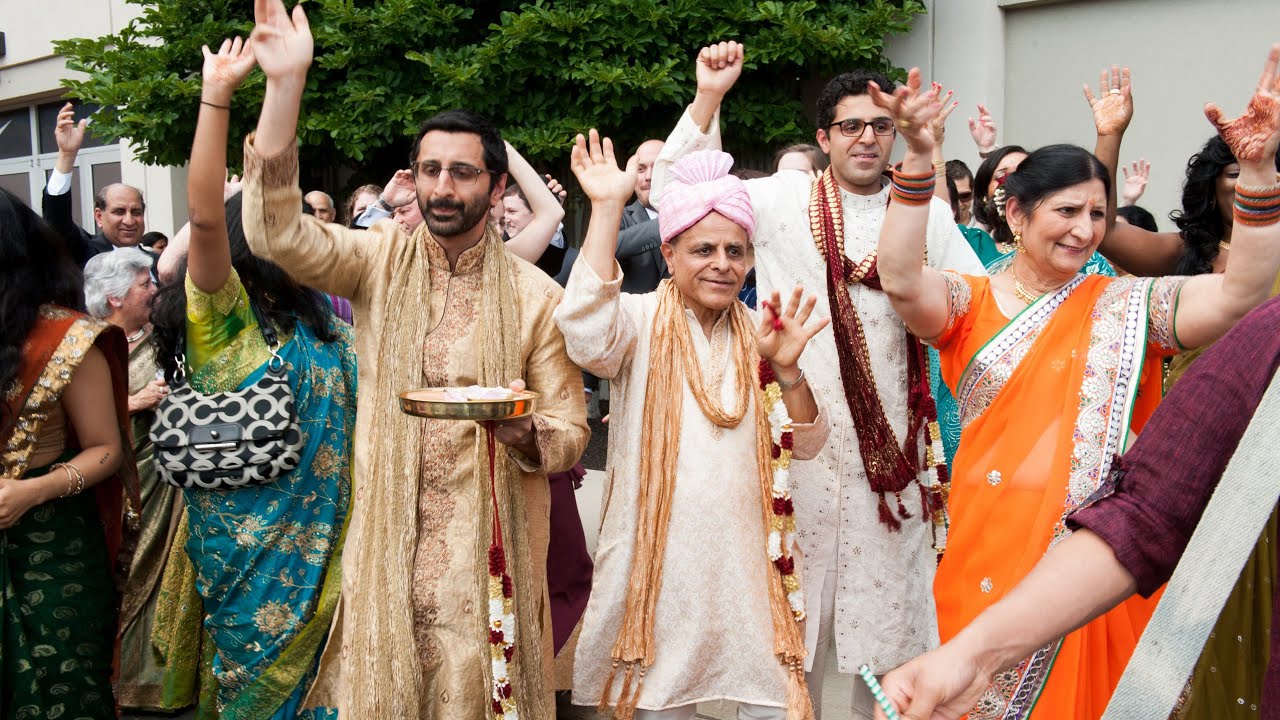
[421,195,491,238]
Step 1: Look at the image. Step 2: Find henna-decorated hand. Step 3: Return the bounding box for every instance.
[201,36,257,102]
[1083,66,1133,137]
[1205,44,1280,166]
[867,68,943,155]
[968,104,998,154]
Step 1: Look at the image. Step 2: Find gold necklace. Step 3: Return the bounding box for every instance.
[1010,266,1055,305]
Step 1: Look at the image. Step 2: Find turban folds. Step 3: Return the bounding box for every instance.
[657,150,755,243]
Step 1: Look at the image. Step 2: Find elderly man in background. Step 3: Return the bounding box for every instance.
[83,248,186,712]
[615,138,668,293]
[304,189,337,222]
[42,103,147,264]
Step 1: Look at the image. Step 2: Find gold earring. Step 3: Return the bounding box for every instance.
[1013,231,1026,253]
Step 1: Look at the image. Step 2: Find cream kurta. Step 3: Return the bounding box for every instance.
[555,260,829,710]
[653,109,986,672]
[240,139,590,718]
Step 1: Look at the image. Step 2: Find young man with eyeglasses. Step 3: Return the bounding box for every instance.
[650,42,984,718]
[236,2,590,718]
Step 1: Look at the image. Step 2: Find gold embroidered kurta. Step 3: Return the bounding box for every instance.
[555,261,829,710]
[240,139,590,719]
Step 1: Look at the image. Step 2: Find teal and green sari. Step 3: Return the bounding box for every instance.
[155,270,356,719]
[0,306,139,720]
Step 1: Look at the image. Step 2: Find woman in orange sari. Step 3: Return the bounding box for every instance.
[870,49,1280,720]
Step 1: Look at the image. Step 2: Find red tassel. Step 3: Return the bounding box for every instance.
[488,544,506,575]
[877,493,902,532]
[781,432,794,451]
[918,482,931,520]
[773,497,787,515]
[896,491,912,520]
[502,573,513,599]
[775,556,795,574]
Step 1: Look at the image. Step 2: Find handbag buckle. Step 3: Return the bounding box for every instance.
[191,423,243,451]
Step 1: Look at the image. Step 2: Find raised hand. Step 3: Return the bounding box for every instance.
[381,169,416,208]
[696,41,745,99]
[54,102,88,158]
[201,37,257,103]
[251,0,312,82]
[544,173,567,206]
[756,287,830,371]
[570,129,638,205]
[1120,159,1150,206]
[928,83,960,146]
[968,104,997,154]
[1205,44,1280,165]
[866,68,943,154]
[1083,65,1133,137]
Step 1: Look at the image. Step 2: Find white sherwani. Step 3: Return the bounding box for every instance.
[654,109,986,672]
[554,260,830,710]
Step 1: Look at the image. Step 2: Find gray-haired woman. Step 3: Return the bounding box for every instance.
[83,247,184,711]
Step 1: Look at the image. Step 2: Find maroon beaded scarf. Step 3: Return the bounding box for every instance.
[807,168,948,530]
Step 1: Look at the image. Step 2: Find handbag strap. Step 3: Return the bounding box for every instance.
[172,292,284,385]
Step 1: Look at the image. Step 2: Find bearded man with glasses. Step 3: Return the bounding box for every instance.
[650,42,985,718]
[235,2,590,718]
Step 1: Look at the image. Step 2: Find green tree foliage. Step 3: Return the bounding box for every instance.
[55,0,924,172]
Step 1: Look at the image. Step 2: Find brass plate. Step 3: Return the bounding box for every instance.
[398,388,538,420]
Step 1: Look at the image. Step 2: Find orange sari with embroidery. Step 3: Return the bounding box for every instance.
[932,272,1185,720]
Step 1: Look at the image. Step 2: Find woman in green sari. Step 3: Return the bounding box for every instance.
[0,187,140,719]
[148,38,357,719]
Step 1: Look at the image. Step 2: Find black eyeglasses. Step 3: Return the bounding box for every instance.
[412,162,495,186]
[827,117,896,138]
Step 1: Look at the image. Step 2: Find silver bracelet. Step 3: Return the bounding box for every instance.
[777,368,807,392]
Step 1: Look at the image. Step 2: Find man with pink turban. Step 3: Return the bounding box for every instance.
[555,131,831,720]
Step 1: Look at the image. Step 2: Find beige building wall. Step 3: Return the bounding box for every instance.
[889,0,1280,233]
[0,0,188,235]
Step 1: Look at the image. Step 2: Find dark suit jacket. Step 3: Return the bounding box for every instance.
[616,200,666,294]
[42,185,112,266]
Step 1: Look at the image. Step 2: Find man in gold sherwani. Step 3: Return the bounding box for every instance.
[237,3,590,718]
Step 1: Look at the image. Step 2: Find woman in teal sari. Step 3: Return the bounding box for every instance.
[149,38,356,719]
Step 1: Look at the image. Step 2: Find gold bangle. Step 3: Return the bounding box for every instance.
[53,463,75,498]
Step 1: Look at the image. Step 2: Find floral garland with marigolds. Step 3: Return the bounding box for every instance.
[484,422,519,719]
[759,359,806,620]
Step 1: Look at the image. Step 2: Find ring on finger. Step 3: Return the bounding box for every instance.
[898,119,912,130]
[1108,89,1121,95]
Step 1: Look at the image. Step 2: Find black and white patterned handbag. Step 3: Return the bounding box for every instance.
[149,301,304,490]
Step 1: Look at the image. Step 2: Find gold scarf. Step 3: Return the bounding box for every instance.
[343,224,550,719]
[601,280,812,720]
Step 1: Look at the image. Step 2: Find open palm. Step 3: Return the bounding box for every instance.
[570,129,637,205]
[1083,66,1133,136]
[756,287,829,370]
[1206,44,1280,164]
[251,0,312,81]
[202,37,256,96]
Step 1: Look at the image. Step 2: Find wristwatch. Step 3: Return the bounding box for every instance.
[376,195,393,211]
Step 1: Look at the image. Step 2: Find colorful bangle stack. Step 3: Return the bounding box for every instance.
[1234,179,1280,227]
[890,168,936,206]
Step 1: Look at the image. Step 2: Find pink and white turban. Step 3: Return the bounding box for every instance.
[657,150,755,244]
